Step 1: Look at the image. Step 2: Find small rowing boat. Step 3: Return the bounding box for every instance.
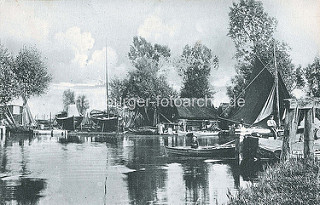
[165,144,235,158]
[177,130,219,137]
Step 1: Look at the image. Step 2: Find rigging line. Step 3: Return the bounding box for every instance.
[219,59,273,117]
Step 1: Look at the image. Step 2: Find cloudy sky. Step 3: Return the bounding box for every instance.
[1,0,319,116]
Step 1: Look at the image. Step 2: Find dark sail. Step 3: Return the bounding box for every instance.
[230,60,290,127]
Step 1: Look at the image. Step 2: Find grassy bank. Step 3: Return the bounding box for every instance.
[228,160,320,205]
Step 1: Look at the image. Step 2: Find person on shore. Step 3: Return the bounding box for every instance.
[157,122,165,135]
[191,136,199,149]
[238,119,245,129]
[267,115,277,139]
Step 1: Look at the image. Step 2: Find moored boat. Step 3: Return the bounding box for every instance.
[90,110,119,132]
[177,130,220,137]
[229,59,290,136]
[56,116,83,131]
[165,144,235,158]
[56,104,83,131]
[193,130,220,137]
[128,126,157,135]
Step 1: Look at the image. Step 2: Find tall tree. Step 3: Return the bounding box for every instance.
[13,46,52,105]
[128,36,171,69]
[0,44,18,105]
[109,78,128,100]
[179,42,219,98]
[62,89,75,112]
[76,95,90,115]
[305,56,320,97]
[227,0,295,101]
[111,36,175,102]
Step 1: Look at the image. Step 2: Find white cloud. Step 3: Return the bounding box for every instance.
[88,47,118,69]
[0,1,49,41]
[87,46,129,80]
[55,27,95,67]
[138,14,177,41]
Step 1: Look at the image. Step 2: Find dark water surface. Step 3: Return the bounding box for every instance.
[0,134,266,205]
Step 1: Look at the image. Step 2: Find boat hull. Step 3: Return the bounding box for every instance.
[165,145,235,158]
[91,117,118,132]
[56,116,83,131]
[33,129,67,136]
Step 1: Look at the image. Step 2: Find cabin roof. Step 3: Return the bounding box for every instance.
[174,98,218,120]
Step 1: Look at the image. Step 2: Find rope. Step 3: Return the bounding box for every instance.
[219,59,273,120]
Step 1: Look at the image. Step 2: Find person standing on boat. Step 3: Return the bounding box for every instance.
[191,136,199,149]
[267,115,277,139]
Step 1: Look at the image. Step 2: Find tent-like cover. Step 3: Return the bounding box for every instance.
[230,60,290,127]
[175,101,218,120]
[159,98,218,121]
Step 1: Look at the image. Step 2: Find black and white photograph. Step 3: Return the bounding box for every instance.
[0,0,320,204]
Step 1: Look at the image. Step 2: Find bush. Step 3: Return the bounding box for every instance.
[228,159,320,205]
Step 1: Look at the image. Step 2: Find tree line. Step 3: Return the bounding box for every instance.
[1,0,319,115]
[110,37,219,103]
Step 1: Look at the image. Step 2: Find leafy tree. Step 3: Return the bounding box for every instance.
[109,78,128,100]
[228,0,277,62]
[227,0,296,100]
[305,57,320,97]
[128,36,171,69]
[13,46,51,105]
[111,36,175,102]
[63,89,75,112]
[178,42,219,98]
[76,95,90,115]
[0,44,18,104]
[110,36,175,126]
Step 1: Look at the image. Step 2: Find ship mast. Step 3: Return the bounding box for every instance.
[274,41,280,126]
[106,41,109,115]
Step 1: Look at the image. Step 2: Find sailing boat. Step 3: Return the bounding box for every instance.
[56,104,83,131]
[89,45,119,132]
[230,58,290,136]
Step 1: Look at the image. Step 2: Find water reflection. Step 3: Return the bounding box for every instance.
[0,177,46,204]
[0,134,271,204]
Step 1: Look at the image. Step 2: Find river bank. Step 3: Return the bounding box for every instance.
[228,159,320,204]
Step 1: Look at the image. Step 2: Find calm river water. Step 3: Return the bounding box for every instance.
[0,134,267,205]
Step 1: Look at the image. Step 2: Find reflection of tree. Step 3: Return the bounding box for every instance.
[239,160,271,181]
[126,167,167,204]
[0,178,46,204]
[182,160,210,204]
[0,146,7,173]
[58,136,83,144]
[0,138,46,204]
[228,161,241,188]
[124,136,167,204]
[126,137,165,170]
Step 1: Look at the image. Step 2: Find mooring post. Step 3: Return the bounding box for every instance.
[230,125,240,163]
[281,102,296,161]
[304,108,314,159]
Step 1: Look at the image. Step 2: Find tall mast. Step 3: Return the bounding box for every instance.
[106,41,109,115]
[274,41,280,126]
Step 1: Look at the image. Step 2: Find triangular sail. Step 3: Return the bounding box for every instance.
[67,104,80,117]
[254,84,275,124]
[230,59,290,127]
[22,103,36,126]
